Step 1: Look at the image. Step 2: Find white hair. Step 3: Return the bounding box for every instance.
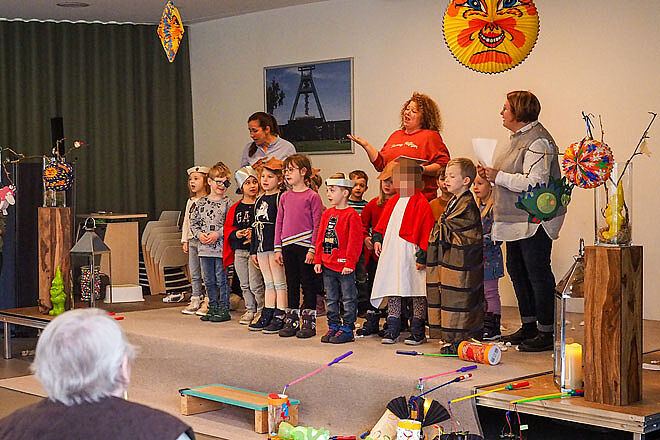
[31,308,136,406]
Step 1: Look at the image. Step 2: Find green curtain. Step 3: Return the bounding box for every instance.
[0,20,194,219]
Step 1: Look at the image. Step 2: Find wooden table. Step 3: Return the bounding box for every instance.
[0,307,54,359]
[77,213,147,286]
[474,356,660,439]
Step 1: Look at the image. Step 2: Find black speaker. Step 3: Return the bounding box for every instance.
[51,116,65,156]
[0,161,43,309]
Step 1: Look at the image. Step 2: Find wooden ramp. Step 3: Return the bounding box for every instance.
[180,384,300,434]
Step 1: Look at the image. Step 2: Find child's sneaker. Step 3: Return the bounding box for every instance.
[356,310,380,336]
[279,309,300,337]
[440,342,460,355]
[210,306,231,322]
[181,296,201,315]
[296,309,316,338]
[200,305,217,322]
[381,316,402,344]
[239,311,256,325]
[482,313,502,341]
[163,292,184,303]
[250,308,274,331]
[263,309,285,334]
[321,325,339,343]
[330,327,355,344]
[404,317,427,345]
[195,297,209,316]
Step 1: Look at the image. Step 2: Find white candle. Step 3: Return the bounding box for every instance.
[564,343,584,390]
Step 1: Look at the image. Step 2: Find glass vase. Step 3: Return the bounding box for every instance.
[594,162,632,246]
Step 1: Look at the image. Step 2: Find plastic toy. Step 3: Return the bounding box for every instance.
[49,266,66,316]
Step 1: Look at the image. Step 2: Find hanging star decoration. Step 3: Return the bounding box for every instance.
[443,0,540,74]
[157,0,185,63]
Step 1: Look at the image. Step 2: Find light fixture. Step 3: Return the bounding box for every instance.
[56,2,90,7]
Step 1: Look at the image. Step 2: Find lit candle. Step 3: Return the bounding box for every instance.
[564,343,583,390]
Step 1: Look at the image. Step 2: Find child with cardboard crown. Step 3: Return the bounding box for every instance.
[426,158,484,354]
[314,173,363,344]
[370,157,436,345]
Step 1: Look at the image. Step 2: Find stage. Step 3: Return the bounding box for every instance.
[2,303,660,438]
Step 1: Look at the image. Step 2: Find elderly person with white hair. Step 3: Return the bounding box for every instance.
[0,309,195,439]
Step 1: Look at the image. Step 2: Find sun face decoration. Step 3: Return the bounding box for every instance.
[443,0,540,74]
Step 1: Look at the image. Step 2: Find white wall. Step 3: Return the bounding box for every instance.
[189,0,660,318]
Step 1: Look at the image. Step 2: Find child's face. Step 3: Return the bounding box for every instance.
[242,176,259,198]
[260,169,280,192]
[436,171,451,196]
[284,163,306,187]
[350,177,367,199]
[188,172,206,195]
[444,164,470,195]
[208,176,230,197]
[381,178,396,196]
[472,175,492,201]
[326,185,348,206]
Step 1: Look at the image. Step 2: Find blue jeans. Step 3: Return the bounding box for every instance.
[323,267,357,330]
[200,257,230,309]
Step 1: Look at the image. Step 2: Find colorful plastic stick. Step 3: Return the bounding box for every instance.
[412,374,472,401]
[449,381,530,404]
[397,350,458,357]
[510,389,584,405]
[283,351,353,394]
[420,365,477,382]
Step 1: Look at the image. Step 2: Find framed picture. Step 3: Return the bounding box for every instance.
[264,57,353,154]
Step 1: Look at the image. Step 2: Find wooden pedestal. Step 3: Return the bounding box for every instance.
[38,207,72,314]
[584,245,642,405]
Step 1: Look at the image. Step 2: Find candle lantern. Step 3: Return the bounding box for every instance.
[554,239,585,392]
[70,218,112,307]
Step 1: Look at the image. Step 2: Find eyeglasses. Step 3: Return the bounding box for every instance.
[283,167,300,174]
[213,179,231,188]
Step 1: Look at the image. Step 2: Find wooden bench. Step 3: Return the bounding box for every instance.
[180,384,300,433]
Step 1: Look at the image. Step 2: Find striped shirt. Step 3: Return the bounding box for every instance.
[274,188,323,252]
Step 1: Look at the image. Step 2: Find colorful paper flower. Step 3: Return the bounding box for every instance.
[561,138,614,189]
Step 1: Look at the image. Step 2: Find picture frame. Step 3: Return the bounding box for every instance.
[264,57,353,154]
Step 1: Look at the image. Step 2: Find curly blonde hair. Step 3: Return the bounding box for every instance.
[400,92,443,132]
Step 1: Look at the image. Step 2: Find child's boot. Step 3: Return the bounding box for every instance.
[211,305,231,322]
[381,316,401,344]
[330,326,355,344]
[195,296,209,316]
[182,296,201,315]
[356,310,380,336]
[483,313,502,341]
[200,305,216,322]
[263,308,285,334]
[249,307,274,331]
[321,324,339,343]
[296,309,316,338]
[279,309,300,337]
[404,317,427,345]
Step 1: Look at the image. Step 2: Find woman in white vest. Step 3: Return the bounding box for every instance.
[478,91,564,353]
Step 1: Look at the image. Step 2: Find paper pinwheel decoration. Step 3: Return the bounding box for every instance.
[157,0,185,63]
[561,138,614,189]
[443,0,540,74]
[516,176,573,224]
[0,185,15,215]
[43,158,74,191]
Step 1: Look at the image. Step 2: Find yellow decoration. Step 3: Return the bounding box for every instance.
[157,0,185,63]
[443,0,540,74]
[602,180,626,240]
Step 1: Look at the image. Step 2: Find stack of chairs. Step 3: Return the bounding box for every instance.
[141,211,191,296]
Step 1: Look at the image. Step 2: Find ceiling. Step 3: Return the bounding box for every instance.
[0,0,330,25]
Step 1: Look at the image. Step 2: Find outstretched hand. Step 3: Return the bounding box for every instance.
[347,134,368,149]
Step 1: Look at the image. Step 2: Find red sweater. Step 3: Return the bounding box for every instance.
[372,129,450,201]
[314,207,364,272]
[374,192,435,252]
[361,197,386,264]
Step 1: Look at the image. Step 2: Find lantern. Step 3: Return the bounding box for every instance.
[70,218,112,307]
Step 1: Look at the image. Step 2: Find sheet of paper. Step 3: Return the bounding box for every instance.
[472,138,498,168]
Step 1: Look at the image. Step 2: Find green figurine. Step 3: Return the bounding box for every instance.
[49,266,67,316]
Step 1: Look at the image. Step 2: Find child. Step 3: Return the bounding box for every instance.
[426,158,484,354]
[274,154,323,338]
[314,174,363,344]
[347,170,370,316]
[429,165,452,220]
[473,174,504,340]
[356,164,396,336]
[224,166,265,325]
[190,161,233,322]
[249,158,288,333]
[181,166,210,315]
[371,157,435,345]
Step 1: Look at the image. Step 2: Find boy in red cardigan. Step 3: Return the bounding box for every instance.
[314,173,363,344]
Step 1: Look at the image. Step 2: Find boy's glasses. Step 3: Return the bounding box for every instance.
[213,179,231,188]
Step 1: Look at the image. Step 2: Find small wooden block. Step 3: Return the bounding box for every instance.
[288,404,299,426]
[180,393,224,416]
[254,409,268,434]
